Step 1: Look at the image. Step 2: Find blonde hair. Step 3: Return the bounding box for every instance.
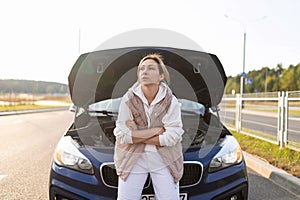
[137,53,170,85]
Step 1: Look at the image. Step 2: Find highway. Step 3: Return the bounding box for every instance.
[219,109,300,143]
[0,110,298,199]
[0,111,73,199]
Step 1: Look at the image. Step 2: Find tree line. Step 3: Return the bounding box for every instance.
[225,63,300,94]
[0,79,69,94]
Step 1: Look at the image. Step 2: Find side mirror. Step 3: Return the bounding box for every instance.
[69,103,76,112]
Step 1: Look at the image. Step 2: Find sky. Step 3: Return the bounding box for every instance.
[0,0,299,84]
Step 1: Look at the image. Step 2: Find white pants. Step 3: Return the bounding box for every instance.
[117,151,179,200]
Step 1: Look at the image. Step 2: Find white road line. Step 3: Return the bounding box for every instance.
[13,119,25,124]
[0,175,8,181]
[242,119,277,129]
[221,115,277,129]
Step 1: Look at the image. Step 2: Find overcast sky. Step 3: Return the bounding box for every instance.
[0,0,299,84]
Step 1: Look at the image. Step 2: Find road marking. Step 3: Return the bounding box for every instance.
[221,115,277,129]
[0,175,7,181]
[13,119,25,124]
[242,119,277,129]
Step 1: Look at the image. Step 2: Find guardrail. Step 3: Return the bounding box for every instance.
[220,91,300,151]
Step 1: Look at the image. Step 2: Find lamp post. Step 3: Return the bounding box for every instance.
[224,15,266,132]
[78,28,81,55]
[224,15,266,94]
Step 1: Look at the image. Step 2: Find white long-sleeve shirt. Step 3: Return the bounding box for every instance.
[114,82,184,151]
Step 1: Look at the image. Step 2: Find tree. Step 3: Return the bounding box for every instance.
[224,62,300,94]
[296,63,300,90]
[225,76,239,94]
[280,65,297,91]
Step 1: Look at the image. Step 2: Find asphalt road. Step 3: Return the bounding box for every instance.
[220,109,300,143]
[0,110,73,200]
[247,168,299,200]
[0,111,298,200]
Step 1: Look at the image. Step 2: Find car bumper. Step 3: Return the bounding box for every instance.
[49,162,117,200]
[186,181,248,200]
[50,160,248,200]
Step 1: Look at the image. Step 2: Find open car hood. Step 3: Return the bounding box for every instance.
[68,47,227,108]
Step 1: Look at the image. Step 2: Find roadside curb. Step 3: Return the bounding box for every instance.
[243,151,300,197]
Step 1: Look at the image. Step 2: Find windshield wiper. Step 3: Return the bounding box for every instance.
[87,110,118,116]
[181,109,204,116]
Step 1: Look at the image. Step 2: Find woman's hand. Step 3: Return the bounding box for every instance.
[126,120,137,131]
[126,120,165,145]
[156,127,165,135]
[126,120,165,135]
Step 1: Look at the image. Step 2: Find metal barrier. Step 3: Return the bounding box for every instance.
[220,91,300,151]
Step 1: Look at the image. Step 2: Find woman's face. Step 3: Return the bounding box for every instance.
[138,59,164,86]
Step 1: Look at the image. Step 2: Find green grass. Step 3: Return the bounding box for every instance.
[0,104,67,112]
[232,131,300,178]
[221,104,300,116]
[249,109,300,116]
[288,110,300,116]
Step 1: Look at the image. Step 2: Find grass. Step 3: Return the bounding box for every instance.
[0,94,71,103]
[0,95,71,112]
[0,104,67,112]
[221,101,300,116]
[250,109,300,116]
[232,131,300,178]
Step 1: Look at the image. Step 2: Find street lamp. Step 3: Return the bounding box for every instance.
[224,15,266,96]
[224,14,266,131]
[78,28,81,55]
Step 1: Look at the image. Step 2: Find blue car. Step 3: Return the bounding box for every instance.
[49,46,248,200]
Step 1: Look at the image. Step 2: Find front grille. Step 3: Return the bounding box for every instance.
[100,161,203,188]
[100,163,118,188]
[100,163,151,189]
[180,161,203,187]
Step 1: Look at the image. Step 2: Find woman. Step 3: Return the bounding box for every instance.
[114,53,184,200]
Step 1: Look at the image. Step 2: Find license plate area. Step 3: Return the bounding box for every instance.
[141,193,188,200]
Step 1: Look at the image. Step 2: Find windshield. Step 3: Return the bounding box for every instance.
[178,99,205,116]
[71,98,223,149]
[87,98,205,116]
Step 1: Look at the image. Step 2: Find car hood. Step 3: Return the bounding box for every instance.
[68,47,227,108]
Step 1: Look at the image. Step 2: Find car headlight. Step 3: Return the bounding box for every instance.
[54,136,94,174]
[208,135,243,172]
